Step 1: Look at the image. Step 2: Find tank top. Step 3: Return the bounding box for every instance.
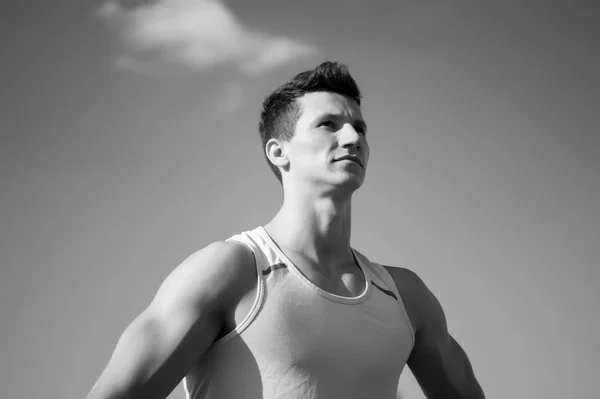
[183,226,414,399]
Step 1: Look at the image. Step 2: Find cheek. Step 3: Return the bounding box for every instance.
[296,138,330,156]
[288,143,318,169]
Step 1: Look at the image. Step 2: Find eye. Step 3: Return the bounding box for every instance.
[317,120,336,129]
[355,125,367,136]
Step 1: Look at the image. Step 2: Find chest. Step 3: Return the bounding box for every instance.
[240,278,413,380]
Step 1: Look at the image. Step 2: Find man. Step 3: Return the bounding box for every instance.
[87,62,485,399]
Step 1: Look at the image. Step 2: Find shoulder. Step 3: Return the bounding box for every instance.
[382,266,444,335]
[383,266,428,294]
[178,240,256,283]
[151,240,257,315]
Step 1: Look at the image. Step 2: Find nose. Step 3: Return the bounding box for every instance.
[339,123,363,149]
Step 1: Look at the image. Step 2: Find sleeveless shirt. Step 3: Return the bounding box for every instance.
[183,226,414,399]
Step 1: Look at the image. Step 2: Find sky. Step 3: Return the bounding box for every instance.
[1,0,599,398]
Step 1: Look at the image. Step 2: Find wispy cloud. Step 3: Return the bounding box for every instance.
[96,0,317,75]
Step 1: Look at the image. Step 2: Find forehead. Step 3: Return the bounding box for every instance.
[296,91,363,122]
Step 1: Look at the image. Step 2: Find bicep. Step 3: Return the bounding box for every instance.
[386,267,484,398]
[89,304,221,399]
[409,331,483,399]
[87,241,252,399]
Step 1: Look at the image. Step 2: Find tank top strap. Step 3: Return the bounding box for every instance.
[224,228,280,274]
[351,249,398,297]
[353,250,415,346]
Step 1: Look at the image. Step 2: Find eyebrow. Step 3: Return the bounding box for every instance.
[316,113,368,132]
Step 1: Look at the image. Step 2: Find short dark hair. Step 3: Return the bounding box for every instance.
[258,61,362,182]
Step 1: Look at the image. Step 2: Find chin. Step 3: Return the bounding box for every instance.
[331,174,365,193]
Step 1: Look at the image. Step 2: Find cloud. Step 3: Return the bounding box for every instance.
[96,0,317,75]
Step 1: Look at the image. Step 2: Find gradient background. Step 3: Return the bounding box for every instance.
[1,1,599,398]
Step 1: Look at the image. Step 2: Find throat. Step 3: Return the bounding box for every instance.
[269,195,353,256]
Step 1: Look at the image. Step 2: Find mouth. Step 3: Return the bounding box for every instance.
[336,156,363,168]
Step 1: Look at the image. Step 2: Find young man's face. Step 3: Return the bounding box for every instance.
[283,91,369,193]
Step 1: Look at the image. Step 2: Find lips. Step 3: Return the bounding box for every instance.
[336,156,363,167]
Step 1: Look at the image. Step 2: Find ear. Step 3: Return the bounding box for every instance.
[266,138,290,171]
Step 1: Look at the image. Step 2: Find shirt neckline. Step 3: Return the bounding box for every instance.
[255,226,371,305]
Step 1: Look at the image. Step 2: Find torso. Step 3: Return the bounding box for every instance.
[184,226,415,399]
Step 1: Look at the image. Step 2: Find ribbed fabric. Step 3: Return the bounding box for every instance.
[183,226,414,399]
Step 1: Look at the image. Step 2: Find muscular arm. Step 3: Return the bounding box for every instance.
[385,266,485,399]
[86,241,256,399]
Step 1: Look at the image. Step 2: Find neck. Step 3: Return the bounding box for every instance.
[264,185,354,266]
